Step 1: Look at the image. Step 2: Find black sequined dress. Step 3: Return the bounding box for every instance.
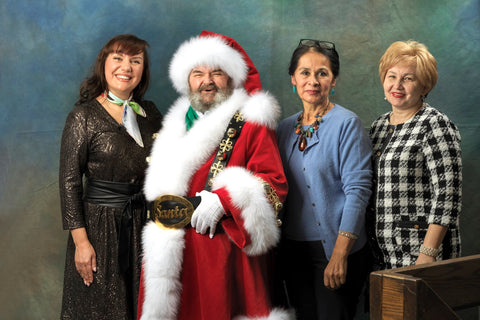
[59,99,162,320]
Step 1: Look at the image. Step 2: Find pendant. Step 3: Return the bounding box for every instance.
[299,136,307,151]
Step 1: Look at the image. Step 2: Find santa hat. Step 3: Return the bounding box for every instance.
[169,30,262,95]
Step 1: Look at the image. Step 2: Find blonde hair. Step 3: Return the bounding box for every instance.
[379,40,438,95]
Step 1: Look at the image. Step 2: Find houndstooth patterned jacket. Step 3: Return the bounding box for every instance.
[368,104,462,269]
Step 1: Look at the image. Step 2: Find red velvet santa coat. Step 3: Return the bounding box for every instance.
[138,89,291,320]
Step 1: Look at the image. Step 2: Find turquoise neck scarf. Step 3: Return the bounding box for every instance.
[185,106,199,131]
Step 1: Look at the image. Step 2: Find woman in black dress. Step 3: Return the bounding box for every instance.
[59,34,162,320]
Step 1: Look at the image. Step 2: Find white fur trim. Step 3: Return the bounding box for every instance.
[241,91,281,130]
[141,88,285,319]
[212,167,280,256]
[140,222,185,320]
[169,36,248,95]
[143,89,280,201]
[144,90,246,200]
[233,308,296,320]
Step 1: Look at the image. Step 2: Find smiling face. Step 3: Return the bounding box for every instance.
[291,51,336,109]
[104,51,144,100]
[383,60,426,111]
[188,65,232,112]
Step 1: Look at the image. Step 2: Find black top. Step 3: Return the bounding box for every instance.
[59,99,162,320]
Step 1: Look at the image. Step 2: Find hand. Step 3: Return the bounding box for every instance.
[191,190,225,238]
[74,240,97,287]
[324,251,348,290]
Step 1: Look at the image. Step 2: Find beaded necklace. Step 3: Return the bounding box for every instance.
[294,105,329,151]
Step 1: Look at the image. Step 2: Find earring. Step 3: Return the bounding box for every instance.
[293,85,296,93]
[331,88,335,96]
[421,95,426,103]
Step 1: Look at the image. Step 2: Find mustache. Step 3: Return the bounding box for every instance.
[198,84,218,91]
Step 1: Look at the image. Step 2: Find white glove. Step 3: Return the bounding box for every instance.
[191,190,225,238]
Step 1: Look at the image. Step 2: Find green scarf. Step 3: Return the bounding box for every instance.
[185,106,199,131]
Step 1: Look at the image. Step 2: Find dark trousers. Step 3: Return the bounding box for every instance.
[279,239,369,320]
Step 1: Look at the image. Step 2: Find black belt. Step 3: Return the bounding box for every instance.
[85,178,146,274]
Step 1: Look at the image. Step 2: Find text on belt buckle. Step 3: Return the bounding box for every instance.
[152,194,194,229]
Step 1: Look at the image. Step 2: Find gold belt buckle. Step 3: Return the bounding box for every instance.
[152,194,195,229]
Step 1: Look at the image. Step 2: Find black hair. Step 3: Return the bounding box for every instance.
[288,44,340,78]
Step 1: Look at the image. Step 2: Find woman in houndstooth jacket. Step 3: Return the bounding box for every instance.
[367,40,462,270]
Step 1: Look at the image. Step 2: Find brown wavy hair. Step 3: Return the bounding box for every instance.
[76,34,150,105]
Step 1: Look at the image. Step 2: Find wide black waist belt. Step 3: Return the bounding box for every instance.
[85,178,145,274]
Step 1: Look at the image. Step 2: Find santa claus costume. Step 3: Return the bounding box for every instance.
[137,31,292,320]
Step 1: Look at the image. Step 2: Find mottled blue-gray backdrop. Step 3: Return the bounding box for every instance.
[1,0,479,319]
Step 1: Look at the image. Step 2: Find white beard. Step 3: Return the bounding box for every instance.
[188,87,232,113]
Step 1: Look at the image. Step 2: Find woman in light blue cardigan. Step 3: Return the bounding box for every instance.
[276,39,372,320]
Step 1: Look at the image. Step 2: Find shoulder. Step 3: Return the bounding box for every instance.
[280,112,301,124]
[329,104,366,130]
[141,100,163,119]
[240,90,281,130]
[332,104,356,116]
[330,104,361,121]
[419,104,461,140]
[66,101,98,122]
[370,112,390,128]
[278,112,300,132]
[72,100,98,112]
[62,101,101,137]
[421,104,456,126]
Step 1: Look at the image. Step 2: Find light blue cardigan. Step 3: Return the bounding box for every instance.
[277,104,372,258]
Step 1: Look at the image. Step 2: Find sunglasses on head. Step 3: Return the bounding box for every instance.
[297,39,335,50]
